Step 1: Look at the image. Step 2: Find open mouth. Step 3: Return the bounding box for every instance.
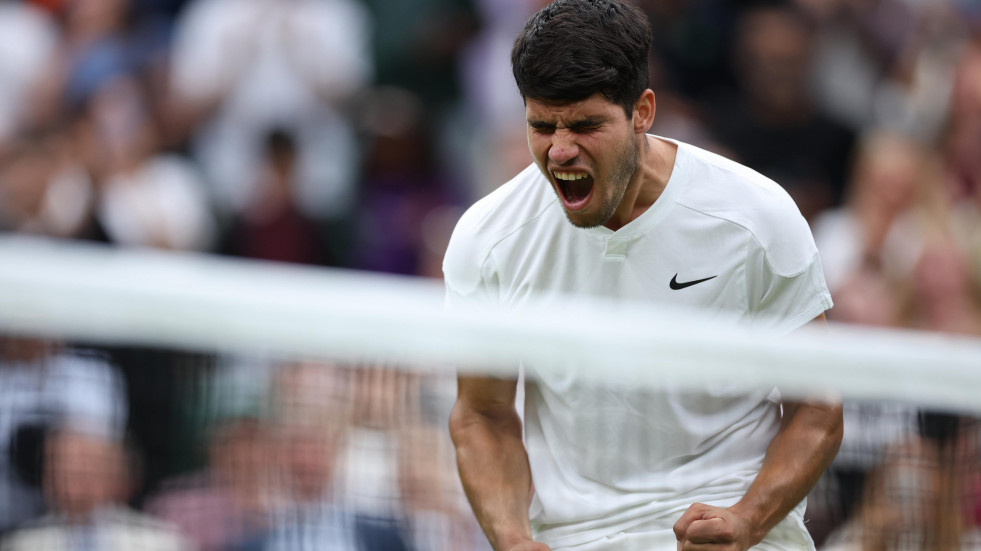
[554,171,594,210]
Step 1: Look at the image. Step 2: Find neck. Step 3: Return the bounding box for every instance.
[603,134,677,231]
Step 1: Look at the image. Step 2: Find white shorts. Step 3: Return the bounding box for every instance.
[549,515,816,551]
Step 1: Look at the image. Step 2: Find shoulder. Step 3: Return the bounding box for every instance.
[113,507,175,531]
[1,519,63,550]
[673,140,818,277]
[109,508,193,549]
[145,472,215,514]
[443,164,554,295]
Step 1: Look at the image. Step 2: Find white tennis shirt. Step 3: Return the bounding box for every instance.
[443,137,833,548]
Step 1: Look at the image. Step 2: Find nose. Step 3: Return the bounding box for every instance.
[548,129,578,165]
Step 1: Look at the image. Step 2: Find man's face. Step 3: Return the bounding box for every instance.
[526,94,638,229]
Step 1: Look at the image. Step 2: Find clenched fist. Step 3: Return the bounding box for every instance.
[673,503,760,551]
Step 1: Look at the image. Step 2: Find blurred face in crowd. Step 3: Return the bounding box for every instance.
[853,133,920,213]
[210,418,267,494]
[913,240,975,321]
[66,0,128,39]
[45,430,127,520]
[88,77,156,175]
[280,426,336,502]
[860,439,943,544]
[0,140,55,225]
[736,8,813,114]
[526,93,641,229]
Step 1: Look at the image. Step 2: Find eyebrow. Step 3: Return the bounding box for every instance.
[568,117,605,131]
[527,116,606,131]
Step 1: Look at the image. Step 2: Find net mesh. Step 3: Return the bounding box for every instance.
[1,236,981,551]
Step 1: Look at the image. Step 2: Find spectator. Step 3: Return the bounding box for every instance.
[28,0,169,129]
[264,422,360,551]
[1,427,190,551]
[705,4,856,221]
[812,130,934,310]
[806,0,966,139]
[458,0,539,198]
[267,362,412,551]
[89,76,216,251]
[821,437,981,551]
[901,236,981,336]
[219,129,335,265]
[0,1,58,148]
[168,0,372,223]
[399,425,484,551]
[636,0,737,101]
[0,125,103,240]
[809,130,955,543]
[354,90,459,276]
[356,0,479,217]
[147,417,270,551]
[362,0,478,110]
[945,36,981,210]
[0,338,126,535]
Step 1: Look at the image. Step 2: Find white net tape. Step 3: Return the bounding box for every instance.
[1,236,979,413]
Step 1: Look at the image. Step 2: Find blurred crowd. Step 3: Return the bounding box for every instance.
[1,0,981,549]
[0,338,476,550]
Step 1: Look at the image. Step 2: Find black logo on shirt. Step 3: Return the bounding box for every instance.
[669,274,717,290]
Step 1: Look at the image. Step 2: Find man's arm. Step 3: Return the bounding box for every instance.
[674,313,844,550]
[449,375,551,551]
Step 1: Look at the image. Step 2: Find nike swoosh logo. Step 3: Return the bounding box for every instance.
[670,274,718,290]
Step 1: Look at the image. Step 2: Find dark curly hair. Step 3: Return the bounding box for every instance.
[511,0,653,117]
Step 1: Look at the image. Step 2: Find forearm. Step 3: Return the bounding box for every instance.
[450,400,536,551]
[730,400,843,544]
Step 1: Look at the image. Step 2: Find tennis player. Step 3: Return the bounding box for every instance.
[444,1,843,550]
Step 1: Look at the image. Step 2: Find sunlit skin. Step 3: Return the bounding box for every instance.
[525,90,677,231]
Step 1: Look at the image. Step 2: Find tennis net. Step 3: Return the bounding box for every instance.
[1,235,980,550]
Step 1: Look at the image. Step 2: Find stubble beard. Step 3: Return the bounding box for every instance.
[565,138,638,229]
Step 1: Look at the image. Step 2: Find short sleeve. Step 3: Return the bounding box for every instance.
[744,208,834,334]
[442,213,496,313]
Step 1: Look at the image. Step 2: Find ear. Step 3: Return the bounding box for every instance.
[632,89,656,134]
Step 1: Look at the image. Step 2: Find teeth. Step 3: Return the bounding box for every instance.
[554,172,588,181]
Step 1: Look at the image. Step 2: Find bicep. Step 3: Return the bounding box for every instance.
[456,375,520,419]
[780,400,842,430]
[450,375,523,446]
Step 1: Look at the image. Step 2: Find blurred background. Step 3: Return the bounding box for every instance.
[1,0,980,549]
